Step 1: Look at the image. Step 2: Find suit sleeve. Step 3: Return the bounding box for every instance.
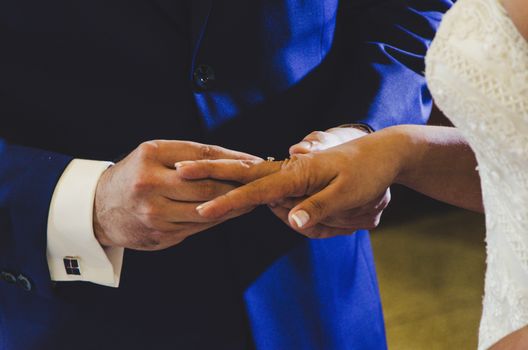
[332,0,453,130]
[0,140,122,298]
[0,140,72,296]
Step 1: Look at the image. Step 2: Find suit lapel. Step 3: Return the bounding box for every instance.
[147,0,212,65]
[190,0,213,63]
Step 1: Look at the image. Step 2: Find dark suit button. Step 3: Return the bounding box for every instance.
[1,271,17,284]
[16,274,32,292]
[193,64,215,91]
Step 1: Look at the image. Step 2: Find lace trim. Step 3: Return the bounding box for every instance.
[425,0,528,348]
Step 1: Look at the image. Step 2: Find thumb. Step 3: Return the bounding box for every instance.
[288,184,343,230]
[289,131,340,155]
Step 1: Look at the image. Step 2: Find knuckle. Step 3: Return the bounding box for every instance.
[199,144,218,159]
[283,155,314,196]
[307,131,326,141]
[136,141,158,160]
[131,172,155,193]
[284,153,309,165]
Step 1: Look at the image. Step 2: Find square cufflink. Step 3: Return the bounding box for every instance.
[63,257,81,275]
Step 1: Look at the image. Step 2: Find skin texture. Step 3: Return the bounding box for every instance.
[393,126,482,212]
[490,326,528,350]
[501,0,528,40]
[94,0,526,343]
[93,140,260,251]
[177,126,392,238]
[277,126,391,237]
[177,125,481,238]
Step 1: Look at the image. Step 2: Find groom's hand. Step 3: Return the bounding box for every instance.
[93,140,260,251]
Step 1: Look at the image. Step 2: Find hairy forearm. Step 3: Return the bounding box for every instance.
[387,125,483,213]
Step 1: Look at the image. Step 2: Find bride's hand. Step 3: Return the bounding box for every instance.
[270,126,391,237]
[175,128,408,238]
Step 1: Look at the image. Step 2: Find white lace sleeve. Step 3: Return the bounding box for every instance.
[425,0,528,348]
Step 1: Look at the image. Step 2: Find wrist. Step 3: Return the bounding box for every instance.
[93,167,114,247]
[328,124,370,143]
[385,125,425,187]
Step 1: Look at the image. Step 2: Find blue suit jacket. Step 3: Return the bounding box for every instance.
[0,0,451,349]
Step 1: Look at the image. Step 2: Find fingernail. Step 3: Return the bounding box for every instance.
[299,141,312,150]
[291,210,310,228]
[196,202,211,215]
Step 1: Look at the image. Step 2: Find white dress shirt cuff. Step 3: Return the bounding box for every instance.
[47,159,123,288]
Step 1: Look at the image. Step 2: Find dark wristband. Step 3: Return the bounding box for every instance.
[337,123,375,134]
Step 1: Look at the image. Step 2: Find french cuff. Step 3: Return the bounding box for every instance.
[46,159,123,288]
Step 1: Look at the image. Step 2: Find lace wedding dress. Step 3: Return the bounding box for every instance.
[425,0,528,348]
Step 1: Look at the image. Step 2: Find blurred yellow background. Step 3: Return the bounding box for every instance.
[373,206,486,349]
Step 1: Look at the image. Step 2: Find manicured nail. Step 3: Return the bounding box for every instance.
[196,202,211,215]
[298,141,312,150]
[291,210,310,228]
